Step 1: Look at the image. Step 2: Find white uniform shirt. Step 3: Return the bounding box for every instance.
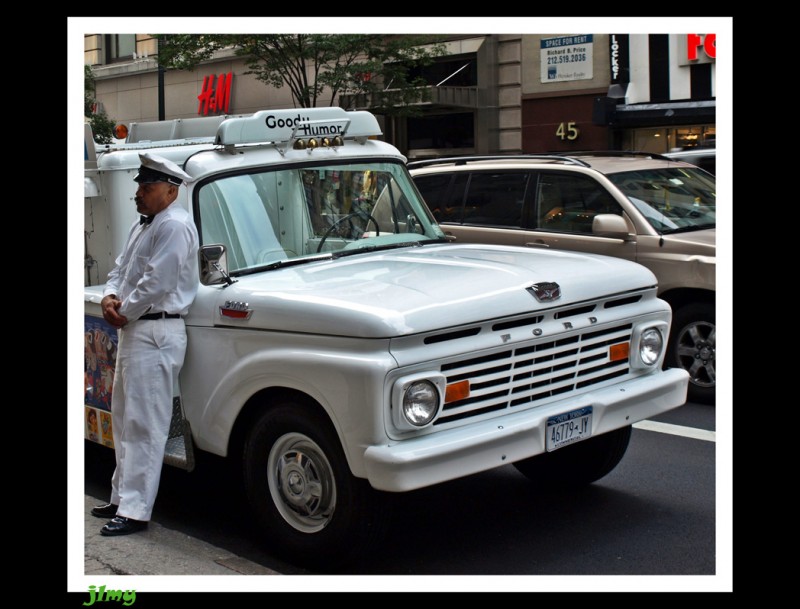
[104,203,199,321]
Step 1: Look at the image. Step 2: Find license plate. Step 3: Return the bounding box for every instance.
[546,406,593,451]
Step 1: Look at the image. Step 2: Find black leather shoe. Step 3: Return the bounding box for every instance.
[100,516,148,536]
[91,503,118,518]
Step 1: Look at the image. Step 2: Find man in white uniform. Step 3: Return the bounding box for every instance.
[91,152,199,536]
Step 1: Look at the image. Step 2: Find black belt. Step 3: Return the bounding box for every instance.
[138,312,181,320]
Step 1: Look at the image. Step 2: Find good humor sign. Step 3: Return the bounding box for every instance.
[541,35,594,83]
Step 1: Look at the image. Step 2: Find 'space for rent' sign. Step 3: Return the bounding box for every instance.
[540,35,594,83]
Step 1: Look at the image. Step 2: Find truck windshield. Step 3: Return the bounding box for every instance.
[606,167,716,234]
[196,160,446,274]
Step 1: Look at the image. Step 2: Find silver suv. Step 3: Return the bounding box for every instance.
[409,152,716,404]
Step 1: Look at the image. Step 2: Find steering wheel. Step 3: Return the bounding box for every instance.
[316,212,381,253]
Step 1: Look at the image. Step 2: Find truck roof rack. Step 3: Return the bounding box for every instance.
[126,115,237,144]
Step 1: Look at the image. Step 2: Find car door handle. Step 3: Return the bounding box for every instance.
[525,241,550,248]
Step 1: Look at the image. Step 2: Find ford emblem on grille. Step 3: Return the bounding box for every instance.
[527,282,561,302]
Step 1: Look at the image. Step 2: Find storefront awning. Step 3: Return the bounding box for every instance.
[597,99,716,127]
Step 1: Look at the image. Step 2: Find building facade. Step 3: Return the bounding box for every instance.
[85,33,716,157]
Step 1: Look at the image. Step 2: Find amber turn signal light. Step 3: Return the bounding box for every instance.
[445,380,470,403]
[609,342,630,362]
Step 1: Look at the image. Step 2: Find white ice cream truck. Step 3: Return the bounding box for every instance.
[83,107,688,570]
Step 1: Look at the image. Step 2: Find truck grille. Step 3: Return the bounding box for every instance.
[435,322,633,425]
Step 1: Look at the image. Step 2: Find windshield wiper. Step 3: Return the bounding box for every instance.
[331,240,428,259]
[233,254,334,276]
[234,238,451,273]
[335,237,451,256]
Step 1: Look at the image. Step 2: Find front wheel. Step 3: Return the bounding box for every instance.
[666,302,715,405]
[513,426,632,489]
[242,400,390,571]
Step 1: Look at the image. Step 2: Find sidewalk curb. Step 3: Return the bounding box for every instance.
[84,495,279,576]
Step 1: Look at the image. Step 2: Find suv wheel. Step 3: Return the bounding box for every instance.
[666,303,715,405]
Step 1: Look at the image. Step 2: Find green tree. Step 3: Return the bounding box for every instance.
[154,34,445,116]
[84,65,117,144]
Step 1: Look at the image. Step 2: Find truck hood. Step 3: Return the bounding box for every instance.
[200,243,657,338]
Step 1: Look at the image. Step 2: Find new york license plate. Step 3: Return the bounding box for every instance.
[546,406,593,451]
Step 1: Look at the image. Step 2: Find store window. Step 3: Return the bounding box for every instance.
[408,57,478,87]
[105,35,136,63]
[407,112,475,151]
[621,125,716,154]
[673,126,715,150]
[626,128,668,153]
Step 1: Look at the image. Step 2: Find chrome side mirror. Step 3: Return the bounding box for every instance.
[199,244,234,286]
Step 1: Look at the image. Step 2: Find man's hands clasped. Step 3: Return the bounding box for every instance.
[101,295,128,329]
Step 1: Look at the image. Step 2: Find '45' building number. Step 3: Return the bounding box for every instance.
[556,121,580,141]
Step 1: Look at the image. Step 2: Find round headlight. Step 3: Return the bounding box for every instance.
[402,381,439,426]
[639,328,664,366]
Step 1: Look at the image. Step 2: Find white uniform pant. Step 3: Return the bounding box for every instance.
[109,318,187,521]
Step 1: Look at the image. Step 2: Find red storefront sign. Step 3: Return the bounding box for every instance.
[198,72,233,116]
[686,34,716,61]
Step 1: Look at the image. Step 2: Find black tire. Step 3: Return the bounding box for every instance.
[513,425,632,489]
[666,302,715,405]
[242,399,390,571]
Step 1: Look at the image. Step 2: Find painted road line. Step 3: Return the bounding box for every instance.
[633,420,716,442]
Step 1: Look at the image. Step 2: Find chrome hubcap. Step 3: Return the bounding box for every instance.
[268,432,336,533]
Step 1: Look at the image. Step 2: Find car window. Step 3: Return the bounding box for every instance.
[666,151,716,176]
[463,171,528,227]
[197,161,445,273]
[414,173,451,222]
[606,167,715,234]
[414,172,468,223]
[693,156,715,175]
[198,173,287,270]
[535,172,623,234]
